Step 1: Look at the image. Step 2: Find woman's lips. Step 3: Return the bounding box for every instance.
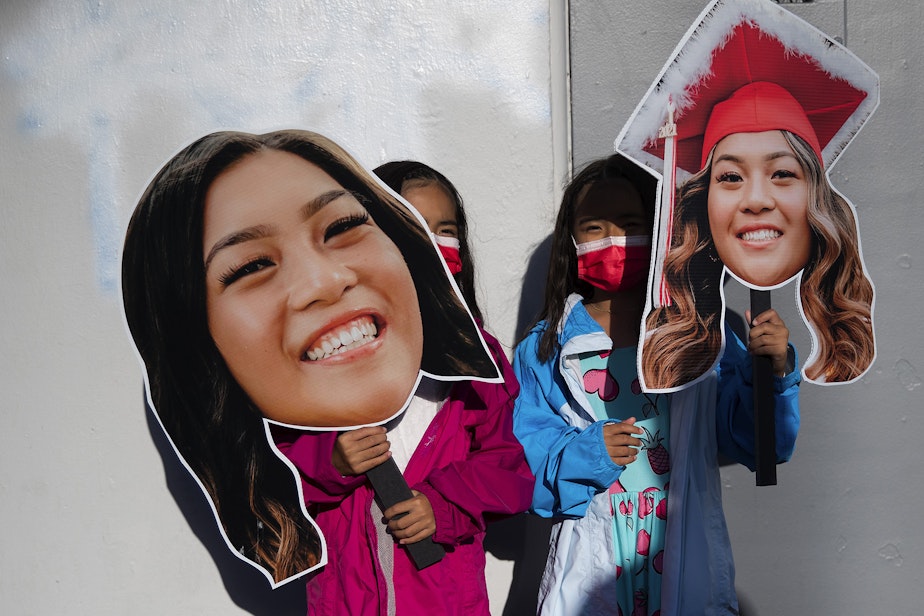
[302,316,379,361]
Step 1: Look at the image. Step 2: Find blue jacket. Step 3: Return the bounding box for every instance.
[513,294,800,615]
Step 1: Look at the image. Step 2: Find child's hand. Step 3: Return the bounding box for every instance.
[332,426,391,476]
[382,490,436,545]
[603,418,643,467]
[746,309,791,377]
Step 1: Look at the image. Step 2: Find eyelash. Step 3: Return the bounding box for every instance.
[218,256,274,287]
[716,169,798,183]
[716,172,741,183]
[324,212,370,241]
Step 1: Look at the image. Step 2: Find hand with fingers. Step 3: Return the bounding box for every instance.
[746,309,791,377]
[332,426,392,476]
[382,490,436,545]
[603,417,643,467]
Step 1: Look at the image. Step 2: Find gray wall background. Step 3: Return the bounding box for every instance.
[569,0,924,613]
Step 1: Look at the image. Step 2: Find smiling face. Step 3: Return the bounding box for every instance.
[401,182,459,238]
[202,149,423,428]
[707,130,812,287]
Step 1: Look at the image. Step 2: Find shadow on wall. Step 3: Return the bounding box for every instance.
[483,236,554,615]
[515,236,553,342]
[484,513,555,616]
[144,398,307,615]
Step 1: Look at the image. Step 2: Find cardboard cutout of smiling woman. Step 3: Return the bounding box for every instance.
[615,0,878,392]
[121,130,500,585]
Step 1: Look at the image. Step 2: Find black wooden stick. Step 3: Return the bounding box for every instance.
[750,289,777,486]
[365,457,445,569]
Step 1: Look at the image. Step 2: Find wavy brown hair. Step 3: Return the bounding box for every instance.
[122,130,494,582]
[789,133,874,382]
[642,130,874,388]
[641,163,725,389]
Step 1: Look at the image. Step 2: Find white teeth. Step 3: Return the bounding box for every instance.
[739,229,781,242]
[304,318,378,361]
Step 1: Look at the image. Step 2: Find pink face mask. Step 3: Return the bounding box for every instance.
[575,235,651,293]
[433,235,463,276]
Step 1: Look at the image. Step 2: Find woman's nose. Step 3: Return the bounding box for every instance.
[741,178,775,213]
[285,246,358,311]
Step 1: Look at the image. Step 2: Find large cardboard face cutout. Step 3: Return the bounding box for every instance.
[615,0,878,391]
[121,130,499,584]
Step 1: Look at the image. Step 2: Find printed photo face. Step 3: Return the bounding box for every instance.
[707,130,812,288]
[203,149,424,427]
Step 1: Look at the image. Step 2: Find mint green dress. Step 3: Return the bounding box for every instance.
[578,346,671,616]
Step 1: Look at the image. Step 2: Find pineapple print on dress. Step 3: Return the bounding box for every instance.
[640,427,670,475]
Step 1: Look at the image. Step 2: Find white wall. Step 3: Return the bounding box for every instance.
[0,1,564,613]
[569,1,924,614]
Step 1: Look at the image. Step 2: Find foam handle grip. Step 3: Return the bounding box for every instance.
[750,289,777,486]
[365,457,445,569]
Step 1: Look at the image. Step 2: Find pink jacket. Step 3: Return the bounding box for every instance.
[274,331,534,615]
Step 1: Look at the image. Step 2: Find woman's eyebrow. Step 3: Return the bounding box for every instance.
[765,150,798,162]
[714,151,796,164]
[300,189,349,220]
[204,225,272,272]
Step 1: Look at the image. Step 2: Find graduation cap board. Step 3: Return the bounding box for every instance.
[615,0,878,483]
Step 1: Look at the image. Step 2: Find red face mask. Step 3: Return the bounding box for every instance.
[576,235,651,293]
[433,235,463,276]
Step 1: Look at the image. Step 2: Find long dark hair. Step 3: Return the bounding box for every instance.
[373,160,482,321]
[121,130,495,582]
[532,153,657,362]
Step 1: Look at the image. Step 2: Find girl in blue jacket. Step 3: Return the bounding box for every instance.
[512,153,800,616]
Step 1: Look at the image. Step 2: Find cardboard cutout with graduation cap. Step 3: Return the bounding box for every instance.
[615,0,878,392]
[120,130,500,585]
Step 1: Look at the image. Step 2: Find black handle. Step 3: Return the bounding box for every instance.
[750,289,777,486]
[365,457,445,569]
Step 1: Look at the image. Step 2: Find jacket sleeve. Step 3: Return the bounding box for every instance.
[714,325,801,471]
[271,427,366,506]
[412,330,536,546]
[511,330,623,519]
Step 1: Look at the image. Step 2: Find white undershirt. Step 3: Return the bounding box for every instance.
[373,378,449,615]
[385,378,447,472]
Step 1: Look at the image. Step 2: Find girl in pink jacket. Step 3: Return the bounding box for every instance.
[275,330,533,615]
[275,159,533,615]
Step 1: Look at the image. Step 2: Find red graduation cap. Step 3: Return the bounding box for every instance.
[614,0,879,305]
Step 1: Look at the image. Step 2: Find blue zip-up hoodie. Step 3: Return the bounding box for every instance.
[513,294,800,615]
